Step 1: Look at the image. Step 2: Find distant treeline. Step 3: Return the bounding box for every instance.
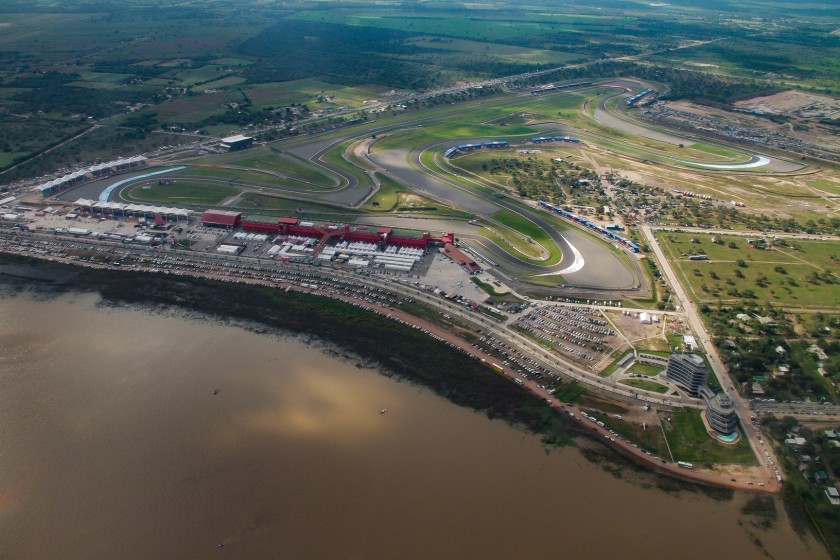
[517,61,781,105]
[6,71,147,118]
[238,20,545,90]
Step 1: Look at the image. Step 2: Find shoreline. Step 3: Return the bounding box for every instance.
[0,252,762,496]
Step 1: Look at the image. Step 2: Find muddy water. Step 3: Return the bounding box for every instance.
[0,293,828,560]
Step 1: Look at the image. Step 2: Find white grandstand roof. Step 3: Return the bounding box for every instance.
[72,199,189,216]
[124,203,190,216]
[221,134,252,143]
[94,201,127,210]
[37,156,149,194]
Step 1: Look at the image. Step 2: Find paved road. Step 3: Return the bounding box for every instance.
[650,225,840,243]
[369,145,641,291]
[2,225,780,491]
[590,83,805,173]
[640,224,782,489]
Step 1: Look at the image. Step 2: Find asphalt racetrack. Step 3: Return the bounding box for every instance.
[592,82,804,173]
[369,148,638,290]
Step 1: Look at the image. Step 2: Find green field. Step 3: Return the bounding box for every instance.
[289,9,575,42]
[195,148,339,189]
[124,181,240,206]
[687,143,743,159]
[211,58,255,67]
[361,174,403,211]
[167,162,335,194]
[599,350,633,378]
[406,36,579,66]
[619,378,670,393]
[626,362,663,377]
[175,65,231,86]
[806,178,840,196]
[660,410,756,465]
[245,79,386,110]
[657,232,840,308]
[198,77,247,90]
[491,208,562,265]
[372,121,536,153]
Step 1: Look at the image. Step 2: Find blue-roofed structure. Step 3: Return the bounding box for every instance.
[626,88,654,106]
[444,140,509,158]
[537,200,639,253]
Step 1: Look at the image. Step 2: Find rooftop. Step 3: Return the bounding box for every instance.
[221,134,252,143]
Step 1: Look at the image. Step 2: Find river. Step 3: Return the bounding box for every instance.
[0,292,828,559]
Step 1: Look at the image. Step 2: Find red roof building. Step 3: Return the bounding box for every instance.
[443,243,481,274]
[201,210,242,228]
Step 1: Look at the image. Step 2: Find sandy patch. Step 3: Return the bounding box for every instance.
[734,90,840,117]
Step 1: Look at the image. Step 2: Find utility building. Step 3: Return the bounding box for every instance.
[220,135,254,151]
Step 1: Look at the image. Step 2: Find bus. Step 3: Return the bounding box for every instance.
[490,363,505,374]
[677,461,693,470]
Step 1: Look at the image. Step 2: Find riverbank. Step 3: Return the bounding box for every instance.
[0,254,791,499]
[0,253,581,445]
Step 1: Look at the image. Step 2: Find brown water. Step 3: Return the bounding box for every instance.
[0,293,828,560]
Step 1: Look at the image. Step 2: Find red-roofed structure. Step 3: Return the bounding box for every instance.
[443,243,481,274]
[201,210,241,228]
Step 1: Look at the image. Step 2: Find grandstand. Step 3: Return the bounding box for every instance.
[530,81,592,95]
[531,136,581,144]
[626,88,654,106]
[72,198,190,220]
[38,157,147,197]
[537,200,639,253]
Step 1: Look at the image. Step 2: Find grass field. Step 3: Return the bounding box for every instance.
[362,173,404,212]
[149,90,247,124]
[174,65,231,86]
[626,362,663,377]
[491,208,561,264]
[198,77,248,90]
[372,121,537,153]
[406,36,579,66]
[289,10,571,42]
[168,163,335,193]
[656,232,840,308]
[244,79,386,110]
[235,193,346,214]
[124,181,240,206]
[660,410,756,465]
[619,378,670,393]
[598,350,632,378]
[198,148,338,189]
[211,58,255,67]
[688,143,743,159]
[806,178,840,196]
